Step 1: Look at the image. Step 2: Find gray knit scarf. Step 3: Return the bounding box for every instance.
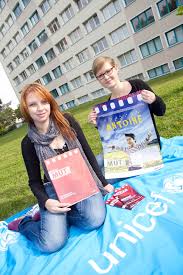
[28,118,107,196]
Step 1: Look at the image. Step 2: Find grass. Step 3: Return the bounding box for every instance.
[0,70,183,220]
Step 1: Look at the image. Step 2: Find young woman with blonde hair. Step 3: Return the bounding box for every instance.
[8,83,113,253]
[88,56,166,182]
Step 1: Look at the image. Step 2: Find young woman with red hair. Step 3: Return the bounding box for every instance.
[8,83,113,253]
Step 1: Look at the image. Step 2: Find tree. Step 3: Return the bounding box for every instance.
[14,105,23,120]
[0,99,16,135]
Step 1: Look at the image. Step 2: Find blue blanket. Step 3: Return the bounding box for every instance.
[1,137,183,275]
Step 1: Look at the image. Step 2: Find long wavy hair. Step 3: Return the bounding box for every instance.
[92,56,117,76]
[20,83,75,139]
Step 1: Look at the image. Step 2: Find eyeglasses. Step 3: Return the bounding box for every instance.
[96,67,114,80]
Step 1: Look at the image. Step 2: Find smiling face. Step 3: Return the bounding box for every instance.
[95,62,120,90]
[26,92,51,126]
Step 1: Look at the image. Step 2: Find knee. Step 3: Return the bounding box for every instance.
[39,235,68,253]
[86,207,106,230]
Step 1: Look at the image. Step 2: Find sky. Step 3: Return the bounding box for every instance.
[0,63,19,109]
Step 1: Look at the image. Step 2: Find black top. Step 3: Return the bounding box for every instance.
[21,113,108,209]
[108,79,166,144]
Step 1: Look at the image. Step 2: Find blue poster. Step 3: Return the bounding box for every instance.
[95,91,163,179]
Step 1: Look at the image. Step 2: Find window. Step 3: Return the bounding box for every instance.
[42,73,52,84]
[166,25,183,46]
[59,83,70,95]
[22,0,31,8]
[101,0,122,21]
[147,64,170,78]
[37,30,48,44]
[13,76,21,86]
[60,5,74,24]
[52,66,63,78]
[173,57,183,70]
[48,18,60,34]
[92,37,108,55]
[157,0,177,17]
[140,37,163,58]
[69,27,82,44]
[14,32,22,44]
[7,63,14,73]
[7,40,14,51]
[29,40,39,52]
[78,95,90,104]
[131,8,155,32]
[50,89,59,98]
[0,24,6,36]
[30,11,40,27]
[83,14,100,33]
[126,73,144,80]
[1,48,7,58]
[40,0,51,14]
[13,55,21,66]
[66,100,76,109]
[45,48,56,62]
[63,58,75,71]
[13,3,22,18]
[91,88,107,99]
[20,48,30,60]
[60,104,66,111]
[20,70,28,81]
[118,49,137,66]
[21,22,30,36]
[56,38,68,53]
[27,64,36,74]
[0,0,6,10]
[76,48,90,63]
[71,76,82,89]
[84,70,95,82]
[124,0,135,6]
[110,24,129,45]
[6,15,14,28]
[74,0,92,11]
[36,56,45,68]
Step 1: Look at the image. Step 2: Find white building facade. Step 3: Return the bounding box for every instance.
[0,0,182,110]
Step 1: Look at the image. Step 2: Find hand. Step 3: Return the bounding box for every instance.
[141,90,156,104]
[88,109,97,126]
[45,199,71,213]
[104,184,114,193]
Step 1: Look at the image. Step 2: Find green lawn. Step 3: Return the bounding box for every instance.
[0,70,183,220]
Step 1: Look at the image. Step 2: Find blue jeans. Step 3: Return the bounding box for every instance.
[19,182,106,253]
[96,153,123,184]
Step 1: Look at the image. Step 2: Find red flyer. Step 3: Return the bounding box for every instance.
[106,184,145,210]
[44,148,99,205]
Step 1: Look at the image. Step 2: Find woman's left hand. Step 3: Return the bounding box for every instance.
[141,90,156,104]
[104,184,114,193]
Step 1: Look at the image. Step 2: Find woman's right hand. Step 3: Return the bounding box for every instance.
[88,109,97,126]
[45,199,71,213]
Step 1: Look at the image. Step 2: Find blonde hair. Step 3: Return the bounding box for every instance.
[20,83,75,139]
[92,56,117,76]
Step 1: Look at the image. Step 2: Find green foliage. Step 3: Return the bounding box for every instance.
[14,104,23,120]
[0,106,16,135]
[176,6,183,15]
[0,70,183,220]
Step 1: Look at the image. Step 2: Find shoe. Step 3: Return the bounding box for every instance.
[8,204,40,232]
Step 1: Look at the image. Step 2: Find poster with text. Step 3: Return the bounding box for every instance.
[95,91,163,179]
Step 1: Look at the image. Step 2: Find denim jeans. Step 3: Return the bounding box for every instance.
[96,153,124,184]
[19,182,106,253]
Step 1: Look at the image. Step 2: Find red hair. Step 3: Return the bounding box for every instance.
[20,83,75,139]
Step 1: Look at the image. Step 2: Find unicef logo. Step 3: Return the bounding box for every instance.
[163,173,183,193]
[0,221,19,252]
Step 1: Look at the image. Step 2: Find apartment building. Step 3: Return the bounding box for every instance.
[0,0,182,110]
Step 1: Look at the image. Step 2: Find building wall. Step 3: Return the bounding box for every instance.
[0,0,182,109]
